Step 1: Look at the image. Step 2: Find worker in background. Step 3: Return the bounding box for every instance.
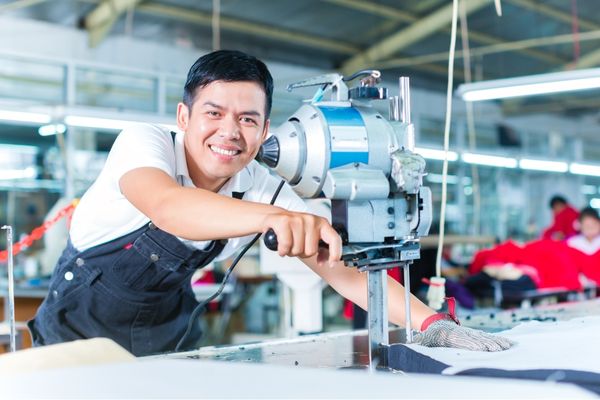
[568,207,600,286]
[27,50,513,356]
[567,207,600,255]
[542,195,579,241]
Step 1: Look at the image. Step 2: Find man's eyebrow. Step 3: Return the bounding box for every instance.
[240,110,262,117]
[203,101,224,109]
[202,102,262,117]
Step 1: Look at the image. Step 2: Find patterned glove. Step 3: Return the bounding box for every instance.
[414,298,515,352]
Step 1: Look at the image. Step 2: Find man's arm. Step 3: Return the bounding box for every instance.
[301,254,515,351]
[121,167,275,240]
[301,256,435,329]
[119,167,341,262]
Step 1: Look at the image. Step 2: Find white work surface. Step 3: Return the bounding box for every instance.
[408,316,600,375]
[3,357,595,399]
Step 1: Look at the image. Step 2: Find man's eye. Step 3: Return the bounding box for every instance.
[241,117,257,125]
[207,111,220,117]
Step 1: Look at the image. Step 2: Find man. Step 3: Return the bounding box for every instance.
[542,195,579,241]
[28,50,512,356]
[568,207,600,285]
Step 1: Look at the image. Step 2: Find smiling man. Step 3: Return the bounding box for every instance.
[28,50,513,356]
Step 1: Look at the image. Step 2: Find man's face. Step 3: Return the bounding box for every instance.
[177,80,269,190]
[552,203,566,216]
[580,216,600,241]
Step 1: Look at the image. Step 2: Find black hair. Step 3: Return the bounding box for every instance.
[579,206,600,222]
[549,195,568,208]
[183,50,273,119]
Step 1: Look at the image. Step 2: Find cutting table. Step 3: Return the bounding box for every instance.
[158,298,600,369]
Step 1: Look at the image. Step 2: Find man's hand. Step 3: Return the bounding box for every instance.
[262,211,342,266]
[414,320,514,352]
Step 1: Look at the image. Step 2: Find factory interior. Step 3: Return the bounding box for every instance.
[2,0,600,398]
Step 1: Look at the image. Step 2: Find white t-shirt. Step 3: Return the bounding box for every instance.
[567,234,600,256]
[70,123,308,261]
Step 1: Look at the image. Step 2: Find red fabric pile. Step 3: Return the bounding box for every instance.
[470,238,600,291]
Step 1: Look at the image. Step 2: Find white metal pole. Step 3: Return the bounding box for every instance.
[2,225,16,352]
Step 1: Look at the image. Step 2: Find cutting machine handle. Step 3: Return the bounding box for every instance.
[263,228,329,252]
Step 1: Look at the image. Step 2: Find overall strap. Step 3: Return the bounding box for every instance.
[197,191,245,265]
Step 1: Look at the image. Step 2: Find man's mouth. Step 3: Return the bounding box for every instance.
[209,144,241,156]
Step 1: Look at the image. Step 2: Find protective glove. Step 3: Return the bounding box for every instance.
[413,297,515,352]
[414,320,514,352]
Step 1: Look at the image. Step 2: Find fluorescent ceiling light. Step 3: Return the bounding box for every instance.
[462,152,517,168]
[414,147,458,161]
[581,185,597,195]
[0,110,51,124]
[64,115,140,130]
[519,158,568,173]
[0,166,37,180]
[456,68,600,102]
[426,173,471,185]
[570,162,600,177]
[591,198,600,209]
[0,143,38,155]
[38,123,66,136]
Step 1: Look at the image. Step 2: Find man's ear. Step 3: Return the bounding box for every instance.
[177,102,190,131]
[261,119,270,142]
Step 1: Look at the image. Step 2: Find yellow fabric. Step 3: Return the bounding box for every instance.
[0,337,135,374]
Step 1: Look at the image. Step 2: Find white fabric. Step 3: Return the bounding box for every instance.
[70,123,307,261]
[568,235,600,256]
[408,316,600,375]
[6,359,594,399]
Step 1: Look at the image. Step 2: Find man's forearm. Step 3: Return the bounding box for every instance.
[120,167,280,241]
[156,186,279,240]
[385,274,436,330]
[303,257,435,330]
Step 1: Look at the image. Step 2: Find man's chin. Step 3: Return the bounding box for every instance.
[210,167,242,180]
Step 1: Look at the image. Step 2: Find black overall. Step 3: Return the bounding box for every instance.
[28,133,243,356]
[27,219,236,356]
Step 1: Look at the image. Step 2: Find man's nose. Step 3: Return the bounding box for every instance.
[219,116,241,140]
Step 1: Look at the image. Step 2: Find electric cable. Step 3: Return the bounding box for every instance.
[434,0,459,280]
[459,0,481,236]
[175,179,286,352]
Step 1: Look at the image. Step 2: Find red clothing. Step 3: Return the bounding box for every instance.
[469,240,524,275]
[469,239,582,291]
[542,205,579,240]
[521,240,581,290]
[568,245,600,285]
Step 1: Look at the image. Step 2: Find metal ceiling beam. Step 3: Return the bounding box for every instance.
[340,0,490,74]
[135,2,359,55]
[573,48,600,68]
[499,1,600,109]
[377,30,600,70]
[0,0,47,13]
[507,0,600,32]
[507,0,600,69]
[322,0,415,23]
[334,0,563,65]
[83,0,142,48]
[466,30,563,65]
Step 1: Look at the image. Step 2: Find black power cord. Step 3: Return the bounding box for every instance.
[175,179,286,352]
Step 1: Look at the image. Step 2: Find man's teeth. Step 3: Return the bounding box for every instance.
[210,145,239,156]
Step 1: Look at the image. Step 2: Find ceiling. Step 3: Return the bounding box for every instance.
[2,0,600,117]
